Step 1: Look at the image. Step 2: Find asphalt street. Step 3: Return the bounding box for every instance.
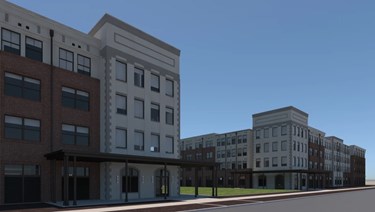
[195,188,374,212]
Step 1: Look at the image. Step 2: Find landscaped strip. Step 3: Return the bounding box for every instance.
[180,187,296,197]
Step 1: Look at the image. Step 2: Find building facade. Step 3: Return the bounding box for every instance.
[180,129,252,188]
[90,14,181,201]
[252,107,309,190]
[0,1,186,205]
[182,106,366,191]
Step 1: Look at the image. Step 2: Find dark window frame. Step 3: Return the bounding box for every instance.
[59,48,74,71]
[134,67,144,88]
[165,79,174,97]
[166,107,174,125]
[116,94,127,115]
[25,36,43,62]
[115,60,127,82]
[4,115,41,142]
[61,124,90,146]
[4,72,41,101]
[77,54,91,76]
[166,136,174,154]
[1,28,21,55]
[151,73,160,92]
[134,98,144,119]
[61,86,90,111]
[122,168,139,193]
[151,103,160,122]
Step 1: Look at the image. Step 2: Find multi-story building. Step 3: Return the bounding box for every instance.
[349,145,366,186]
[307,127,326,189]
[181,129,252,188]
[0,1,102,204]
[252,106,309,190]
[182,106,366,191]
[0,1,216,206]
[324,136,351,187]
[89,14,181,201]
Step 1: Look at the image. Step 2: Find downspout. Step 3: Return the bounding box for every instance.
[49,29,55,202]
[49,29,54,152]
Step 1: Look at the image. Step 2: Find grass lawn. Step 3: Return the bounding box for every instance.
[180,186,296,197]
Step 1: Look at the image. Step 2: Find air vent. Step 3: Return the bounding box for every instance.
[5,13,9,22]
[18,23,22,27]
[78,45,81,49]
[26,26,30,30]
[72,43,75,46]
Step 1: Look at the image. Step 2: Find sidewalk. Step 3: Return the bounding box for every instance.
[58,186,375,212]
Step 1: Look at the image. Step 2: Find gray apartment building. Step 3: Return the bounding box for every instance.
[182,106,366,190]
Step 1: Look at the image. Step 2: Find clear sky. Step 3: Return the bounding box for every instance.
[9,0,375,179]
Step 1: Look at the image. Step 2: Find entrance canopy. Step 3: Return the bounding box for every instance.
[45,149,218,167]
[45,149,219,206]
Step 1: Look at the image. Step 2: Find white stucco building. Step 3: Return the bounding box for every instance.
[89,14,181,200]
[252,106,309,190]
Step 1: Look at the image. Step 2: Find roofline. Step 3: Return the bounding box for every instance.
[2,1,99,45]
[181,128,252,141]
[89,14,181,56]
[325,136,344,142]
[252,106,308,118]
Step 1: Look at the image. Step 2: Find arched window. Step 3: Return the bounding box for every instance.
[122,168,139,193]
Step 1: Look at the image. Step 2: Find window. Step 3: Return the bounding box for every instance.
[26,37,42,61]
[281,140,287,151]
[165,136,174,154]
[272,127,278,137]
[1,28,20,55]
[62,124,89,145]
[116,61,127,82]
[134,99,144,119]
[281,156,287,166]
[166,107,174,125]
[272,141,278,152]
[258,175,267,187]
[237,148,242,156]
[256,130,261,139]
[166,79,174,97]
[231,149,236,157]
[297,142,300,151]
[272,157,278,167]
[134,131,144,151]
[4,115,40,141]
[116,94,127,115]
[264,158,269,167]
[151,74,160,92]
[4,164,41,203]
[264,128,269,138]
[62,87,89,111]
[122,168,139,193]
[256,144,261,153]
[59,48,73,71]
[293,126,296,135]
[293,140,296,151]
[293,157,296,166]
[4,72,40,101]
[281,126,287,135]
[150,134,160,152]
[77,54,91,76]
[243,148,247,156]
[256,158,261,167]
[134,67,144,87]
[116,128,127,148]
[151,103,160,122]
[206,152,213,159]
[264,143,269,152]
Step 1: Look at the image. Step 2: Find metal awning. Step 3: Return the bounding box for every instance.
[45,149,219,167]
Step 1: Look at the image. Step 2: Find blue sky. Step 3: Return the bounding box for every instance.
[9,0,375,179]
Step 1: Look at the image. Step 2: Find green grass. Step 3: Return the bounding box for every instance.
[180,186,296,197]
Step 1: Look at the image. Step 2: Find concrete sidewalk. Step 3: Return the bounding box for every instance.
[58,186,375,212]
